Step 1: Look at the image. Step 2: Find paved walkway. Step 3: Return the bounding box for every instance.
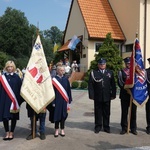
[0,90,150,150]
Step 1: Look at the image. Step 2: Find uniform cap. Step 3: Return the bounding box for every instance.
[123,57,130,64]
[98,58,106,64]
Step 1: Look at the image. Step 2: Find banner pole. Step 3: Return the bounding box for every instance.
[127,97,133,134]
[32,27,38,139]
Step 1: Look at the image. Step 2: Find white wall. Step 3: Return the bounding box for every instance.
[109,0,150,68]
[64,0,95,71]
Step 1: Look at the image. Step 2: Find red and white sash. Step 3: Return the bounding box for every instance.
[52,77,69,103]
[0,75,19,113]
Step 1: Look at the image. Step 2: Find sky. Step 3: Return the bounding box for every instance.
[0,0,72,31]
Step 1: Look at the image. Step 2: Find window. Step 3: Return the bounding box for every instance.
[126,44,133,52]
[95,42,121,52]
[95,43,103,52]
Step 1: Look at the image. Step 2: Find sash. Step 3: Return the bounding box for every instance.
[52,77,69,103]
[0,75,19,113]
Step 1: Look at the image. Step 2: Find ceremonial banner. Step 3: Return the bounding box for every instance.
[21,35,55,113]
[124,38,149,106]
[68,35,80,50]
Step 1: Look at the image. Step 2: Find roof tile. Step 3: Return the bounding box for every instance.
[77,0,125,40]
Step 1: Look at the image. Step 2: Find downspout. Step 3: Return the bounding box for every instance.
[144,0,147,67]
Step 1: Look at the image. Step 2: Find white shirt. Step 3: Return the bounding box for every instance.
[65,66,71,73]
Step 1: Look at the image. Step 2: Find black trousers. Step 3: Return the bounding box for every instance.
[120,98,137,131]
[146,98,150,130]
[94,100,110,130]
[3,119,17,132]
[55,119,65,129]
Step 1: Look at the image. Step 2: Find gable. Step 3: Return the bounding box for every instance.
[64,0,125,41]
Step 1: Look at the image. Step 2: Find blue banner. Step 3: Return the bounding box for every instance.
[130,39,148,106]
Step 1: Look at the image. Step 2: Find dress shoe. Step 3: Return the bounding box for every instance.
[60,130,65,137]
[130,130,138,135]
[54,129,59,138]
[8,135,14,140]
[60,133,65,137]
[94,129,100,134]
[94,126,101,134]
[146,129,150,134]
[3,132,10,141]
[26,133,35,140]
[104,129,110,133]
[40,133,46,140]
[3,136,9,141]
[8,132,14,140]
[94,128,101,134]
[54,134,59,138]
[120,130,126,135]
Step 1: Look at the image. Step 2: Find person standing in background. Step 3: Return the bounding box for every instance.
[118,57,137,135]
[50,65,57,78]
[145,58,150,134]
[64,62,71,78]
[71,60,78,72]
[64,57,70,66]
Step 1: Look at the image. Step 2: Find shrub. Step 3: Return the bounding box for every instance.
[80,81,88,89]
[71,81,79,89]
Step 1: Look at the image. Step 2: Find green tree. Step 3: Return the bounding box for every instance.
[53,51,64,64]
[43,26,64,64]
[0,7,34,57]
[0,52,9,70]
[0,7,39,69]
[40,34,54,65]
[85,33,123,83]
[44,26,63,44]
[0,7,64,69]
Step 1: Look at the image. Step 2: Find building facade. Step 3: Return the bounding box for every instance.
[109,0,150,67]
[59,0,150,71]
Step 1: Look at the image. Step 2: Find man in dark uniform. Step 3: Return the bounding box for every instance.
[88,58,116,134]
[145,58,150,134]
[118,57,137,135]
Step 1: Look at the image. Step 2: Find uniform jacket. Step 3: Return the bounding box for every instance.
[88,69,116,102]
[0,73,22,121]
[118,68,130,100]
